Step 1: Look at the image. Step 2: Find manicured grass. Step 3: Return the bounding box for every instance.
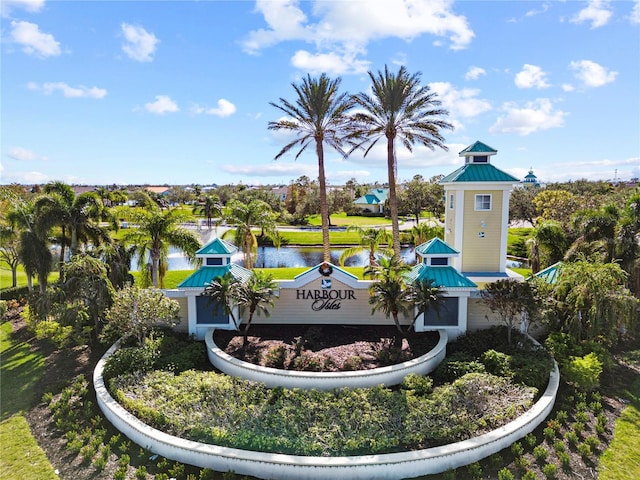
[599,375,640,480]
[0,416,57,480]
[0,321,45,419]
[0,321,57,479]
[278,230,363,246]
[306,213,392,227]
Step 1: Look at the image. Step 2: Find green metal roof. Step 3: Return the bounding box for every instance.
[440,163,520,183]
[530,262,563,284]
[178,263,252,288]
[354,188,388,205]
[459,141,497,155]
[406,265,477,289]
[416,237,458,256]
[196,238,237,256]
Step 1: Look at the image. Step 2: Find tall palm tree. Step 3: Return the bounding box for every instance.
[192,194,222,229]
[269,73,354,262]
[526,220,569,273]
[35,181,110,262]
[349,65,453,256]
[338,226,389,269]
[124,207,201,288]
[223,199,279,269]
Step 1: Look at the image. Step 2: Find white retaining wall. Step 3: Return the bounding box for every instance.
[94,339,559,480]
[205,328,448,390]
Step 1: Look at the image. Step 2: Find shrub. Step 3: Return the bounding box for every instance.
[290,351,323,371]
[433,352,486,383]
[514,456,530,472]
[0,300,7,317]
[263,345,288,369]
[134,466,148,479]
[553,440,565,452]
[400,373,433,396]
[482,349,512,377]
[467,462,483,480]
[577,442,592,459]
[565,431,579,446]
[558,451,571,470]
[511,441,524,457]
[498,467,515,480]
[525,432,537,449]
[564,352,603,392]
[510,350,554,389]
[343,356,363,371]
[543,427,557,441]
[533,445,549,462]
[102,343,159,381]
[522,470,537,480]
[555,410,569,424]
[543,462,558,479]
[584,435,600,450]
[575,411,590,423]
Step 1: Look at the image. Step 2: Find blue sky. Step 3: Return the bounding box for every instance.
[2,0,639,187]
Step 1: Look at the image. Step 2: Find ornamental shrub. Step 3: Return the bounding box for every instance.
[565,352,603,391]
[400,373,433,396]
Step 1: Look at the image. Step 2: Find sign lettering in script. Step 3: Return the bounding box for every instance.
[296,289,357,311]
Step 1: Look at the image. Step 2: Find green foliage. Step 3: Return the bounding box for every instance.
[564,352,603,392]
[400,373,433,396]
[521,469,537,480]
[497,467,515,480]
[101,284,180,346]
[543,462,558,479]
[433,352,486,383]
[533,444,549,462]
[263,345,288,368]
[466,462,483,480]
[510,441,524,457]
[482,349,512,377]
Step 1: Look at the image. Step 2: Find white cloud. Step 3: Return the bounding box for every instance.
[1,0,45,17]
[223,161,316,177]
[489,98,567,136]
[10,20,61,57]
[291,49,370,75]
[8,146,40,161]
[429,82,492,119]
[191,99,237,117]
[561,84,575,92]
[464,66,486,81]
[243,0,474,72]
[571,0,612,28]
[121,23,159,62]
[28,81,107,98]
[144,95,179,114]
[2,170,49,184]
[514,64,550,89]
[631,0,640,24]
[569,60,618,87]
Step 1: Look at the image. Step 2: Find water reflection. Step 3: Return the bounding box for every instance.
[158,246,416,271]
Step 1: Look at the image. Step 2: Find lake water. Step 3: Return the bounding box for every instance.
[158,246,417,270]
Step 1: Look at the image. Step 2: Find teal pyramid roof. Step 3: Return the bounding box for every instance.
[196,238,237,255]
[440,163,519,183]
[416,237,458,256]
[406,264,477,289]
[459,141,497,155]
[178,263,252,288]
[530,262,563,285]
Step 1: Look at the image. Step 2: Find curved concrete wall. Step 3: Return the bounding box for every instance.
[205,329,448,390]
[94,340,559,480]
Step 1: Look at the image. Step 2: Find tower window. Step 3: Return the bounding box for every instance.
[449,194,454,208]
[430,257,448,266]
[206,257,223,266]
[475,194,492,211]
[473,155,489,163]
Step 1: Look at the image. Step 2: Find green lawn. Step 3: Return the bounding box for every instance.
[307,213,392,227]
[0,321,57,479]
[599,372,640,480]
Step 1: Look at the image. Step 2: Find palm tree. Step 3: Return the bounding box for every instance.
[269,73,354,262]
[338,226,389,269]
[192,194,222,229]
[366,254,413,333]
[35,181,110,262]
[204,272,241,331]
[124,207,201,288]
[526,220,569,273]
[223,199,279,269]
[234,271,277,340]
[409,222,443,247]
[349,65,453,256]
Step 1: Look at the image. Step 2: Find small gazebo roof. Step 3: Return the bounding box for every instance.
[458,141,497,155]
[440,164,520,183]
[416,237,459,256]
[178,263,252,288]
[406,264,477,289]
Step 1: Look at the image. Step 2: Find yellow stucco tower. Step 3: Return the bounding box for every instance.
[440,141,521,283]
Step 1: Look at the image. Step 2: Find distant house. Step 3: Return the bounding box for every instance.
[353,188,389,214]
[145,186,173,196]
